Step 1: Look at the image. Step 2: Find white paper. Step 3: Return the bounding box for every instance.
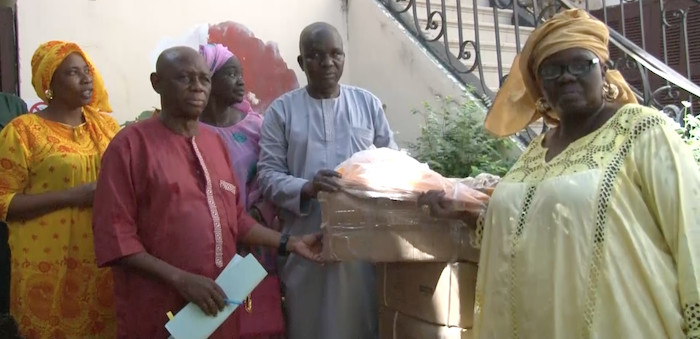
[165,254,267,339]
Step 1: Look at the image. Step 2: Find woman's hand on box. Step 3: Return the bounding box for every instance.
[418,190,483,225]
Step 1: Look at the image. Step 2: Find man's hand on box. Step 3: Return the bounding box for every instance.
[288,233,324,263]
[302,169,342,199]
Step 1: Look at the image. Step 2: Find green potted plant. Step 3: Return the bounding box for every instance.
[120,109,157,128]
[408,96,515,178]
[674,101,700,163]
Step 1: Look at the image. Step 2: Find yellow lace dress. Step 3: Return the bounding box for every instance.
[0,111,118,338]
[473,104,700,338]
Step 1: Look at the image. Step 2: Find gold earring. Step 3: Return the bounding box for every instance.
[44,89,53,101]
[602,82,619,102]
[535,97,551,115]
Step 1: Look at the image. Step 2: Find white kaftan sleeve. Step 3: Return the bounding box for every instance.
[370,96,398,150]
[631,118,700,339]
[258,104,311,217]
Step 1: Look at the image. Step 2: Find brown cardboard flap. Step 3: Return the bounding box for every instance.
[320,191,480,263]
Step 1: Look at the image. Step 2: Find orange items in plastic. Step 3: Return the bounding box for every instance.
[335,148,496,209]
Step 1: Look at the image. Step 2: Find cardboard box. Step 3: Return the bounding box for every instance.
[379,306,472,339]
[377,262,477,328]
[319,191,480,263]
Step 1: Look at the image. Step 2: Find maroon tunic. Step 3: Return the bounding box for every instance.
[92,117,256,338]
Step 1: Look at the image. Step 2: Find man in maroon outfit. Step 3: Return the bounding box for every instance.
[92,47,322,338]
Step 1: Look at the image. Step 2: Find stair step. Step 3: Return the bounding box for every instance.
[413,1,514,26]
[417,18,533,45]
[479,41,518,64]
[414,0,494,9]
[407,2,538,104]
[437,42,516,91]
[445,40,518,71]
[480,63,512,90]
[528,119,546,135]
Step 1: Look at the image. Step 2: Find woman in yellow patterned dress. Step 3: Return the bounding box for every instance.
[421,9,699,339]
[0,41,118,338]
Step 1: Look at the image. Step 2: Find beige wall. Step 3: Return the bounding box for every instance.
[16,0,349,123]
[16,0,495,147]
[346,0,476,147]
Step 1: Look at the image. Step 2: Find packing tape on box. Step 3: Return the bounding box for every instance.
[446,263,455,327]
[388,308,467,339]
[392,310,399,339]
[448,219,465,263]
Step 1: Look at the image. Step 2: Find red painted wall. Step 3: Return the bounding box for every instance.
[208,21,300,114]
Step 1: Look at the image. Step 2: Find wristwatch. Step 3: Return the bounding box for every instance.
[278,233,290,256]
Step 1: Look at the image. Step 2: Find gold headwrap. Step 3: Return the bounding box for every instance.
[31,41,117,155]
[31,41,112,113]
[484,9,637,137]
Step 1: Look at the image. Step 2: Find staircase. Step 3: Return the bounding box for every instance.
[413,0,532,92]
[380,0,700,144]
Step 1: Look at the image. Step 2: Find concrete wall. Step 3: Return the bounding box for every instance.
[16,0,484,146]
[346,0,469,147]
[16,0,349,123]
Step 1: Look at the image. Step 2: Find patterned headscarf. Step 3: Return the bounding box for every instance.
[31,40,112,113]
[199,43,235,73]
[484,9,637,137]
[31,41,117,154]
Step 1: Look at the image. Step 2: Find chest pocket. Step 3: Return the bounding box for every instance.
[351,126,374,149]
[219,180,237,195]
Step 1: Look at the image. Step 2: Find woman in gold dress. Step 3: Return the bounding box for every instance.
[422,9,699,338]
[0,41,119,338]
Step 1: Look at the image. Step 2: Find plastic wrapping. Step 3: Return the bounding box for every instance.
[336,147,449,199]
[335,148,493,213]
[450,173,501,196]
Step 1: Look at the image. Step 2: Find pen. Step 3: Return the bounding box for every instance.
[224,299,242,306]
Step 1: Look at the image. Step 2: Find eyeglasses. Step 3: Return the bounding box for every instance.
[539,58,600,80]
